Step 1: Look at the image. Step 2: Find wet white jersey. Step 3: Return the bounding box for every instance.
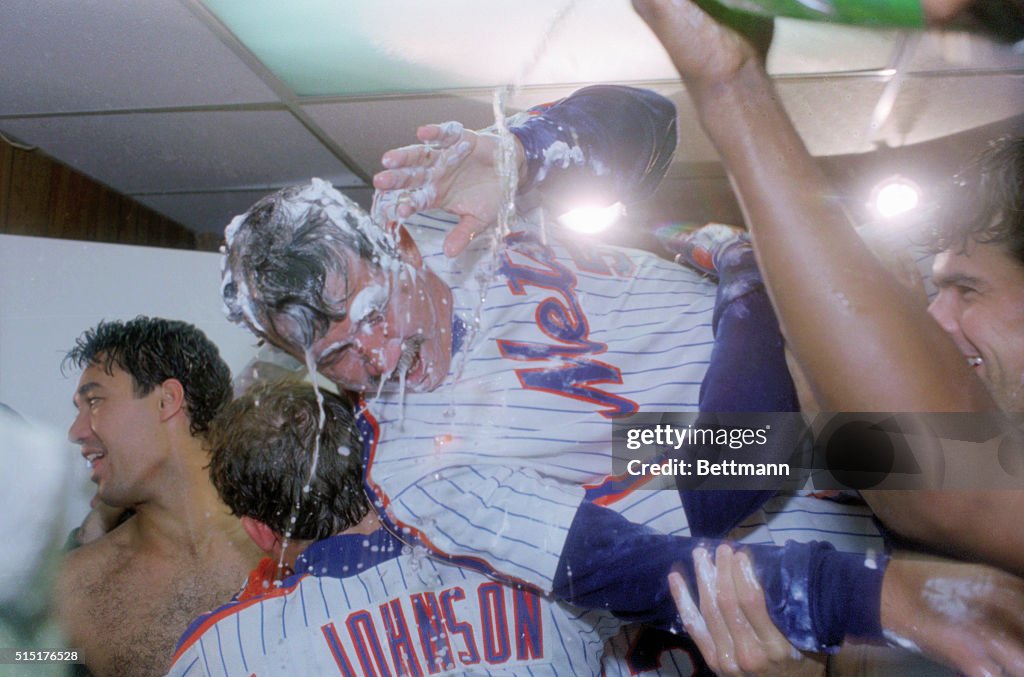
[362,211,717,589]
[167,530,622,677]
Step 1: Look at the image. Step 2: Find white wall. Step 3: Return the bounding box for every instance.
[0,234,261,528]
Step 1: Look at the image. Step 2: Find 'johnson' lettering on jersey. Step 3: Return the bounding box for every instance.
[168,529,618,677]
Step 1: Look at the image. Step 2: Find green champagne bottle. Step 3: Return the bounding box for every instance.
[720,0,924,26]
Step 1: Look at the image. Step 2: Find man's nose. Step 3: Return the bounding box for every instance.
[927,291,959,336]
[354,335,404,376]
[68,409,90,444]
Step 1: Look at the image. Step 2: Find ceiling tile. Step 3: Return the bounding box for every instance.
[869,73,1024,147]
[305,84,702,179]
[909,29,1024,72]
[0,110,362,194]
[776,77,889,155]
[771,73,1024,155]
[135,190,284,236]
[136,185,376,235]
[304,95,521,178]
[203,1,905,98]
[203,0,676,95]
[0,0,278,116]
[768,21,898,74]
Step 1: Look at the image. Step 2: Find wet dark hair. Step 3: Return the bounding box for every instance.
[221,182,398,351]
[926,136,1024,266]
[206,380,369,540]
[63,316,232,436]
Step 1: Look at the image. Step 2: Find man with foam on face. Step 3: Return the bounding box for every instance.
[220,85,784,574]
[220,86,948,660]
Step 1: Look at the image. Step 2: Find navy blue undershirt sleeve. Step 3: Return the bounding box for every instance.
[683,245,802,537]
[553,501,887,652]
[509,85,677,210]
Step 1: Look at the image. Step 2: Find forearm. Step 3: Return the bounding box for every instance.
[690,63,993,413]
[511,85,677,208]
[554,501,886,651]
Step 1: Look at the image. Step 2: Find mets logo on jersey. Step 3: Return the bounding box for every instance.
[496,230,639,419]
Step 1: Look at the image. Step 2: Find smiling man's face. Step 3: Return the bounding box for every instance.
[68,362,167,506]
[929,241,1024,412]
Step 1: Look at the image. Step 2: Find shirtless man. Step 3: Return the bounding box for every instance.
[55,317,261,677]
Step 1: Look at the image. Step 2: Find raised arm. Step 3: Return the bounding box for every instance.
[508,84,677,209]
[633,0,1024,574]
[373,85,677,256]
[632,0,991,415]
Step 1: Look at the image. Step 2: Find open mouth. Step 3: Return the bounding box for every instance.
[368,338,424,396]
[397,340,422,381]
[84,450,106,480]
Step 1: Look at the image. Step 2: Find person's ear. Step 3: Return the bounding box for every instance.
[240,516,281,556]
[158,378,186,422]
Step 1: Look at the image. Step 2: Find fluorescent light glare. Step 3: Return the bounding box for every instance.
[558,202,624,234]
[871,176,921,219]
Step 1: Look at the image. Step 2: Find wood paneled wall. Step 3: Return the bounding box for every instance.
[0,135,198,250]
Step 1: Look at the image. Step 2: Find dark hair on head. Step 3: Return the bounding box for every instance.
[926,136,1024,265]
[206,380,369,540]
[63,316,232,436]
[221,181,399,351]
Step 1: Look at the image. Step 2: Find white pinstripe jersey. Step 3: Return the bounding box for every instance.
[167,530,622,677]
[358,211,884,676]
[362,212,885,586]
[163,494,881,677]
[179,208,885,676]
[361,210,717,589]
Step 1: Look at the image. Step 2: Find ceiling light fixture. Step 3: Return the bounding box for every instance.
[870,175,921,219]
